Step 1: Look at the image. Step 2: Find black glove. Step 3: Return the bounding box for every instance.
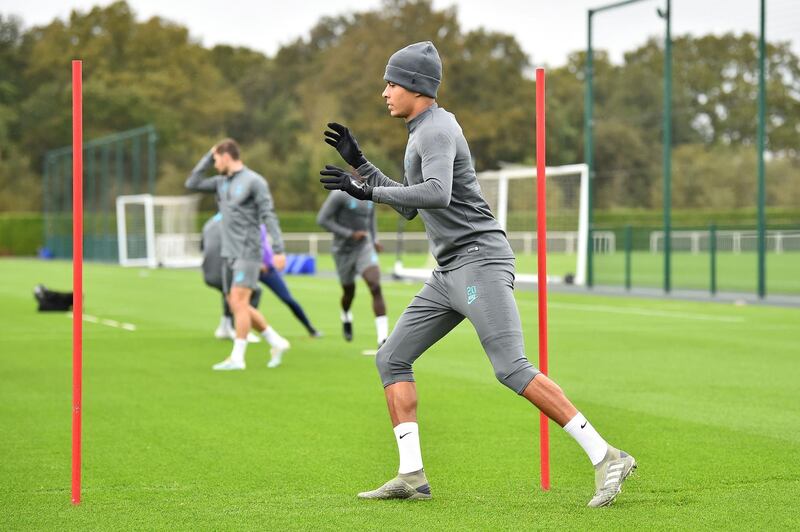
[319,165,373,201]
[324,122,367,168]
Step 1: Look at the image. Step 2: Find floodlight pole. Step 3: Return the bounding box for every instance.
[584,10,595,287]
[147,126,158,194]
[756,0,766,298]
[584,0,668,290]
[659,0,673,294]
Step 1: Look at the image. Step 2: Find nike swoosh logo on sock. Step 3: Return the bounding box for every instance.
[581,422,587,429]
[399,432,412,439]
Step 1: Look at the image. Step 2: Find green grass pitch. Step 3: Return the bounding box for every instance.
[1,258,799,530]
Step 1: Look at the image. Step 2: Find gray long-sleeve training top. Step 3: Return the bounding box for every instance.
[356,103,513,271]
[185,151,284,261]
[316,190,377,254]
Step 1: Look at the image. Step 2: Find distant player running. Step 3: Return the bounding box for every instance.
[320,42,636,507]
[187,139,290,370]
[317,190,388,348]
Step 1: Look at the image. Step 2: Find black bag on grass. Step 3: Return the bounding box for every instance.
[34,284,73,312]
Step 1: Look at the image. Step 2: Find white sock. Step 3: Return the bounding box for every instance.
[230,338,247,365]
[261,326,285,348]
[375,315,389,344]
[564,412,609,466]
[341,310,353,323]
[394,422,423,474]
[224,317,234,331]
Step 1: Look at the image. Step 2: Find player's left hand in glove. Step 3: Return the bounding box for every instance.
[324,122,367,168]
[319,165,373,201]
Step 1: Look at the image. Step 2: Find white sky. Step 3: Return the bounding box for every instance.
[2,0,798,66]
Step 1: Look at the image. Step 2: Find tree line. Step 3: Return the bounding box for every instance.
[1,0,798,214]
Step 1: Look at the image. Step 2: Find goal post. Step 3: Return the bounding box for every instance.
[116,194,202,268]
[479,163,589,286]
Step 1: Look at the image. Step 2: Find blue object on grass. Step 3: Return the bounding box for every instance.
[284,254,315,275]
[38,247,55,259]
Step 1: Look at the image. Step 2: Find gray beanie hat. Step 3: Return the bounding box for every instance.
[384,41,442,98]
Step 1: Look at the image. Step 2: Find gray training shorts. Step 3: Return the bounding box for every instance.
[221,257,261,293]
[334,240,379,285]
[375,259,540,394]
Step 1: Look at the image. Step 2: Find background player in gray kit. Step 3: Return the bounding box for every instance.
[320,41,636,507]
[186,139,291,370]
[200,212,263,343]
[317,190,388,348]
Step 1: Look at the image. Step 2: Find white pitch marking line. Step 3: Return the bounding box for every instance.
[549,302,745,323]
[66,313,136,331]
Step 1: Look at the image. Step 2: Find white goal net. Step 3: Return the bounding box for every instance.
[116,194,202,268]
[392,163,594,285]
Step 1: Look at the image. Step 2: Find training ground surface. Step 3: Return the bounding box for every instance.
[1,258,799,530]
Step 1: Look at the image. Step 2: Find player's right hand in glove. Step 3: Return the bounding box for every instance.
[324,122,367,168]
[319,165,373,201]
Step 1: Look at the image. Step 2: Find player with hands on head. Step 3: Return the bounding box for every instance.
[186,138,290,370]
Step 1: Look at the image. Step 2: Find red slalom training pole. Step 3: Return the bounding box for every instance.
[71,59,83,506]
[535,67,550,491]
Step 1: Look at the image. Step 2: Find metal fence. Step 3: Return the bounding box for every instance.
[279,231,616,257]
[43,125,157,261]
[594,224,800,296]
